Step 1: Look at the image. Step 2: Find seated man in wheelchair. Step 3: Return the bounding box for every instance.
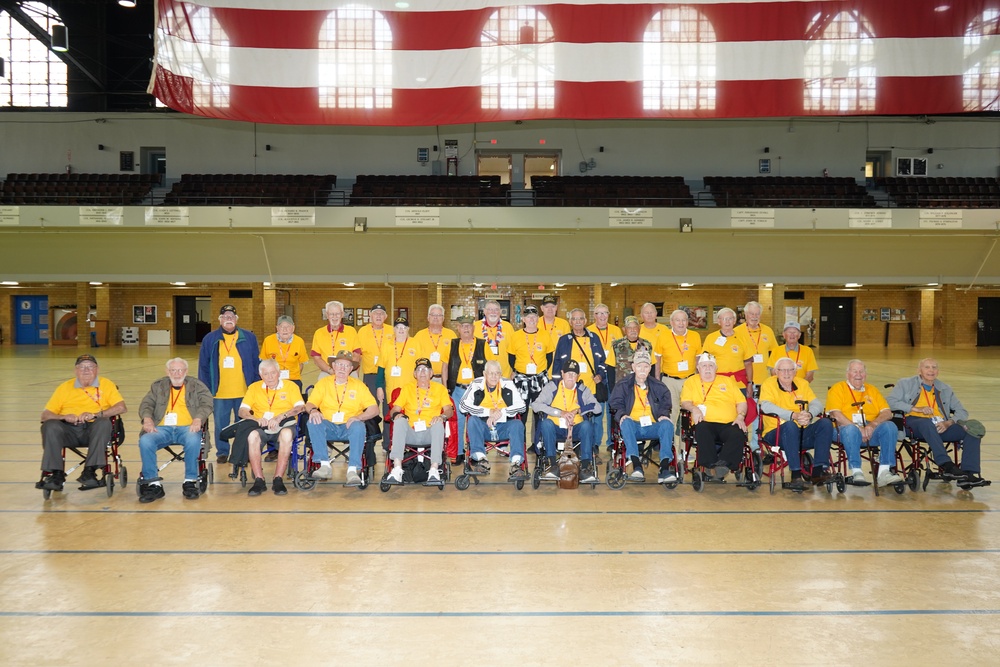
[386,358,454,485]
[608,350,675,483]
[530,359,602,484]
[38,354,127,492]
[137,357,214,503]
[236,359,305,496]
[759,356,834,491]
[305,351,380,486]
[458,359,527,480]
[679,353,747,480]
[826,359,903,488]
[887,358,990,488]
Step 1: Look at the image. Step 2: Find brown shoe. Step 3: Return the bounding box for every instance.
[809,469,833,485]
[264,450,278,462]
[216,455,228,464]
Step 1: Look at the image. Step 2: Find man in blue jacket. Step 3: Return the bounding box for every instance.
[608,350,675,483]
[531,359,602,484]
[551,308,608,448]
[198,304,260,463]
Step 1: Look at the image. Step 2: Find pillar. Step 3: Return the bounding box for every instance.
[75,282,91,349]
[771,283,786,334]
[757,284,774,329]
[251,282,265,336]
[919,289,935,347]
[262,286,276,334]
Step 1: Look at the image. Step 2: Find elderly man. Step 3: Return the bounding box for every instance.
[387,358,455,485]
[589,303,623,443]
[679,353,748,480]
[638,302,669,350]
[767,321,818,382]
[305,351,380,486]
[656,309,702,427]
[137,357,213,503]
[198,304,260,464]
[357,303,389,401]
[507,305,552,443]
[553,308,608,447]
[539,295,570,364]
[447,315,487,459]
[888,358,990,488]
[476,299,515,378]
[376,316,419,406]
[611,316,654,383]
[734,301,776,453]
[759,357,834,491]
[237,359,305,496]
[259,315,309,391]
[37,354,127,492]
[413,303,457,383]
[608,351,675,483]
[531,359,602,484]
[310,300,362,378]
[459,360,528,480]
[827,359,903,487]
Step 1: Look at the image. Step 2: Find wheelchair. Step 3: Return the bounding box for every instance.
[758,405,841,494]
[378,388,454,491]
[38,415,127,500]
[605,412,678,490]
[531,413,601,490]
[454,415,528,491]
[892,411,986,493]
[678,409,760,492]
[296,416,379,491]
[135,422,213,497]
[829,423,907,497]
[224,416,306,488]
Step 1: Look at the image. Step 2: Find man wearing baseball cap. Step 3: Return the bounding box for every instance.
[608,350,675,483]
[358,303,389,401]
[386,357,454,485]
[531,359,602,484]
[413,303,457,382]
[766,321,818,382]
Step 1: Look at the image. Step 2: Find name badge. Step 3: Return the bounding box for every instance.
[639,415,653,427]
[373,355,379,365]
[413,419,427,432]
[558,417,567,429]
[931,416,944,424]
[697,404,708,417]
[578,362,589,374]
[526,363,537,374]
[490,345,499,355]
[390,366,402,377]
[677,361,689,372]
[852,413,865,426]
[430,352,441,362]
[279,369,290,379]
[461,368,473,380]
[753,354,764,363]
[163,412,178,426]
[714,335,727,347]
[332,411,345,424]
[262,411,274,420]
[223,356,235,369]
[603,348,610,358]
[496,412,507,423]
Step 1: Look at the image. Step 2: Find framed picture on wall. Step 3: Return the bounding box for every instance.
[356,308,370,325]
[133,305,156,324]
[343,308,355,326]
[397,307,409,322]
[681,305,708,329]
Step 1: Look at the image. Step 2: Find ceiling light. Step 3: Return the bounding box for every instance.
[680,282,694,287]
[89,281,102,286]
[764,282,773,287]
[119,0,137,7]
[51,24,68,52]
[845,282,863,288]
[170,281,186,286]
[609,282,618,287]
[926,282,939,286]
[1,281,19,286]
[934,5,950,12]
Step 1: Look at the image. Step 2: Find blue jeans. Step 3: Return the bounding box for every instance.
[138,425,203,481]
[837,421,897,469]
[906,417,981,473]
[618,417,674,462]
[451,385,471,454]
[306,420,366,468]
[213,397,242,456]
[539,417,593,461]
[466,416,526,461]
[762,419,833,472]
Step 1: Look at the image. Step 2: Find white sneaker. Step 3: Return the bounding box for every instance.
[658,471,678,484]
[876,467,903,487]
[313,461,333,480]
[510,455,522,466]
[345,467,362,487]
[387,466,404,484]
[628,468,646,482]
[850,469,870,486]
[426,467,441,484]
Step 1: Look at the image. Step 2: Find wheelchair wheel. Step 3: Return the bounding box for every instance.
[769,472,777,495]
[105,473,114,498]
[515,479,524,491]
[239,468,247,488]
[606,469,626,490]
[922,466,932,491]
[835,474,846,493]
[294,470,317,491]
[379,473,392,493]
[907,469,919,491]
[199,470,209,493]
[455,474,471,491]
[42,488,52,500]
[691,470,704,492]
[208,462,214,485]
[120,465,128,489]
[531,466,541,490]
[360,467,372,490]
[893,482,906,495]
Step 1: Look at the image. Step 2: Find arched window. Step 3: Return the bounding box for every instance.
[643,6,716,111]
[481,6,555,110]
[963,8,1000,111]
[0,2,67,107]
[319,5,392,109]
[159,3,230,108]
[803,10,876,112]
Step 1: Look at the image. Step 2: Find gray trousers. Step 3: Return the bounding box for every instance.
[390,416,444,464]
[41,418,112,471]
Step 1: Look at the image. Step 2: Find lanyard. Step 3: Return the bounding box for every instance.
[847,384,865,410]
[635,384,649,411]
[485,384,503,408]
[671,331,687,355]
[222,333,236,355]
[558,384,576,411]
[785,345,801,365]
[168,385,184,411]
[921,386,938,414]
[414,386,429,417]
[429,332,443,351]
[329,326,342,353]
[331,381,348,410]
[700,380,715,402]
[748,327,762,352]
[595,326,610,347]
[394,338,410,364]
[372,327,384,352]
[264,385,277,409]
[83,386,102,407]
[526,331,538,362]
[460,341,473,367]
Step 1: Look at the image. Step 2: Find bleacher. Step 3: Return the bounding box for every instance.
[704,176,875,208]
[350,175,507,206]
[162,174,337,206]
[875,176,1000,208]
[1,173,157,205]
[530,175,693,207]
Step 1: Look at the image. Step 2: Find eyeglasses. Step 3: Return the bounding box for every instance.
[776,367,797,373]
[77,365,97,372]
[167,367,186,373]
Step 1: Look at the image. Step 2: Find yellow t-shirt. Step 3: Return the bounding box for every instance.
[310,324,361,364]
[701,330,750,378]
[394,381,450,428]
[628,384,654,421]
[378,337,420,399]
[474,319,515,377]
[216,332,247,399]
[259,334,309,381]
[638,322,670,350]
[587,323,623,367]
[159,385,193,427]
[766,344,819,380]
[539,316,571,360]
[240,380,304,417]
[734,323,778,384]
[412,327,457,376]
[826,381,889,423]
[357,324,389,376]
[45,376,124,416]
[907,383,943,420]
[759,376,819,434]
[655,329,702,379]
[453,340,478,385]
[680,374,746,424]
[308,376,376,423]
[568,334,599,393]
[547,383,583,426]
[507,328,551,375]
[475,384,508,410]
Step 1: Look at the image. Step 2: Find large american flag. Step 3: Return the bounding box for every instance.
[149,0,1000,125]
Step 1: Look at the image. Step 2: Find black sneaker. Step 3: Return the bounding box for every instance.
[139,483,166,504]
[182,480,200,499]
[42,470,66,491]
[78,466,103,489]
[939,461,967,481]
[787,474,808,492]
[272,476,287,495]
[580,463,598,484]
[248,477,267,497]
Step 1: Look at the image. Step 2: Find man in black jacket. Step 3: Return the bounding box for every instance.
[459,360,527,480]
[608,351,675,483]
[447,315,487,463]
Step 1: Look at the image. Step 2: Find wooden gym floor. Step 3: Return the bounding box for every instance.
[1,344,998,665]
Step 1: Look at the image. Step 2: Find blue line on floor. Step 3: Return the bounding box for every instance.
[3,508,998,515]
[2,548,999,556]
[1,609,997,618]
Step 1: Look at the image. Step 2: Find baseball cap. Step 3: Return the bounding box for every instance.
[370,303,387,313]
[394,316,409,327]
[783,321,801,331]
[624,315,640,326]
[414,357,433,371]
[562,359,580,374]
[219,304,237,315]
[633,351,652,365]
[75,354,98,366]
[523,305,538,316]
[541,295,557,305]
[456,315,475,324]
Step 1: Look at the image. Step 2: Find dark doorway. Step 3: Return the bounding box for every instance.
[13,295,49,344]
[174,295,207,345]
[819,297,854,346]
[977,297,1000,346]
